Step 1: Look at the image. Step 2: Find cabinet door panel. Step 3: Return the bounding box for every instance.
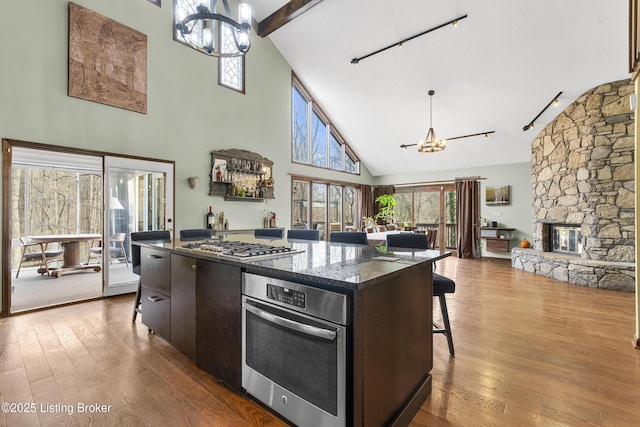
[195,261,242,391]
[141,285,171,339]
[141,247,171,295]
[171,254,196,359]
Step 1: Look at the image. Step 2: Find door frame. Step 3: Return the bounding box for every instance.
[396,183,457,253]
[1,138,175,317]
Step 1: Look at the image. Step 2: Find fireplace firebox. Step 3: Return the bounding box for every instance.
[549,224,582,256]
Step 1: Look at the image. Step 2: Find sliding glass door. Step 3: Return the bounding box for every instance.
[103,157,174,296]
[396,184,457,250]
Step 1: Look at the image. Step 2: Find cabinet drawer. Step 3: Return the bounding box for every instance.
[141,285,171,339]
[141,247,171,295]
[486,239,510,252]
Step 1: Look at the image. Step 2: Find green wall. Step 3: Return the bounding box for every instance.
[374,162,533,258]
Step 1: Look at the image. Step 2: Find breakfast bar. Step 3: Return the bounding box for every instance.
[134,235,448,427]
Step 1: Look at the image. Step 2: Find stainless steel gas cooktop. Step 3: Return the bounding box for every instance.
[179,240,303,261]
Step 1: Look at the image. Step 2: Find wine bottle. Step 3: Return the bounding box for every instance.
[206,206,215,229]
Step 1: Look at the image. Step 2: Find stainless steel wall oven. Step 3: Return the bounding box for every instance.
[242,273,349,427]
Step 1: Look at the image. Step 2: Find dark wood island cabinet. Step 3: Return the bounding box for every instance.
[140,247,171,339]
[170,254,196,359]
[135,236,448,426]
[195,260,242,390]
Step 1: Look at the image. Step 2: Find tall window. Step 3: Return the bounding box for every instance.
[292,178,360,240]
[292,75,360,174]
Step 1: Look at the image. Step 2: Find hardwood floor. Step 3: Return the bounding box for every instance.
[0,257,638,426]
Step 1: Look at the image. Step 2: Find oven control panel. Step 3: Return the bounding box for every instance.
[267,284,306,309]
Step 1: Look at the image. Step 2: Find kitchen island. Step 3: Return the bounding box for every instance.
[134,235,448,426]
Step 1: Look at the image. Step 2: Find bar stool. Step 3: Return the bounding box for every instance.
[329,231,368,245]
[131,230,171,322]
[254,228,284,238]
[287,229,320,241]
[432,273,455,356]
[179,228,212,241]
[386,233,455,356]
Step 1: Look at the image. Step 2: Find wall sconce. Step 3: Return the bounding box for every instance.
[188,176,200,189]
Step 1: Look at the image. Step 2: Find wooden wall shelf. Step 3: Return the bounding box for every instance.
[479,227,515,253]
[210,149,274,201]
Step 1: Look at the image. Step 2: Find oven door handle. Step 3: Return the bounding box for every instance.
[244,302,337,341]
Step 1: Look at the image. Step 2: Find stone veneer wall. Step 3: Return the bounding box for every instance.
[512,79,635,291]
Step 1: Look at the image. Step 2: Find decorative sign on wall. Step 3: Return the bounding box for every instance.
[68,2,148,114]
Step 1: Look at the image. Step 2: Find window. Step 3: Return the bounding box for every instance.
[292,76,360,174]
[293,85,309,163]
[218,23,245,92]
[311,112,327,167]
[174,0,245,93]
[292,178,360,240]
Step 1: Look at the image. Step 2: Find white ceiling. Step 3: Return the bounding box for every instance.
[246,0,630,176]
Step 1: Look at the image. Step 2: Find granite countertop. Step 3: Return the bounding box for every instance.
[135,235,449,290]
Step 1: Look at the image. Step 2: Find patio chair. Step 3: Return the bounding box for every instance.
[16,237,63,278]
[86,233,128,267]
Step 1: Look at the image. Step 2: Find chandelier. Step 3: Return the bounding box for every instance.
[175,0,251,57]
[418,90,446,153]
[400,90,495,152]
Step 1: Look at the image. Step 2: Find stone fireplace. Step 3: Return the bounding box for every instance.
[512,79,635,291]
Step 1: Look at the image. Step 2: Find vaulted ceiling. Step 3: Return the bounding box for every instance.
[247,0,629,176]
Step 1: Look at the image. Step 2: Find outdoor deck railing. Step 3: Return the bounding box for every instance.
[415,223,457,249]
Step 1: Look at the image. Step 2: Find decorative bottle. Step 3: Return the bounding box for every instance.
[206,206,215,229]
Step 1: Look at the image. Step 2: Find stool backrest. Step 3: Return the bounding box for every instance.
[287,229,320,241]
[131,230,171,275]
[386,233,428,249]
[254,228,284,238]
[330,231,368,245]
[179,228,212,241]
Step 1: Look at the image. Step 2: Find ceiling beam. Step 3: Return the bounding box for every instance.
[257,0,324,37]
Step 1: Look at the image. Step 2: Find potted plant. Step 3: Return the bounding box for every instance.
[374,194,397,230]
[362,216,376,232]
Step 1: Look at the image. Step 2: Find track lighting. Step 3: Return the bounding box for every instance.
[350,15,468,65]
[523,91,562,131]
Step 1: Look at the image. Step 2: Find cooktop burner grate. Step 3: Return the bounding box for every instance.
[180,240,302,260]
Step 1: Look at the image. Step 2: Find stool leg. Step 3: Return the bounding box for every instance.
[132,280,142,322]
[437,294,455,356]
